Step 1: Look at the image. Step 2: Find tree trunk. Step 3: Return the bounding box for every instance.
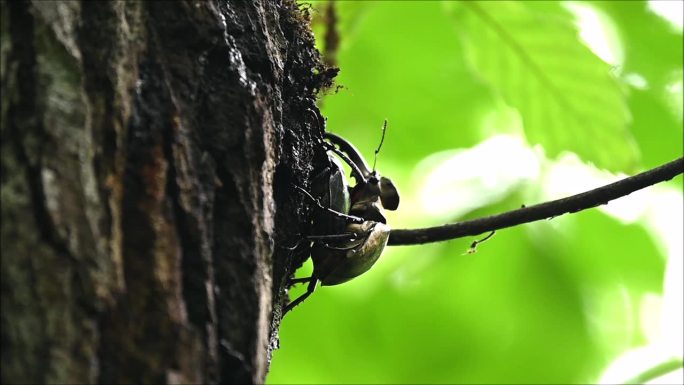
[1,1,334,383]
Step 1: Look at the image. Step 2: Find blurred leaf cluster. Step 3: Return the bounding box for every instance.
[270,1,683,384]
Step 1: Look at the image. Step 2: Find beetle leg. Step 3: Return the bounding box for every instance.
[316,228,372,251]
[319,242,359,251]
[289,276,313,285]
[279,238,304,251]
[306,232,358,241]
[284,277,318,315]
[304,108,326,137]
[295,186,364,224]
[281,231,359,251]
[310,165,332,183]
[280,230,361,253]
[304,106,367,185]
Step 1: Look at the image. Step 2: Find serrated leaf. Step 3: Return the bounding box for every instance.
[453,1,639,171]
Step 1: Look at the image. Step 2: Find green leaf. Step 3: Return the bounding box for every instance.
[590,0,684,171]
[453,1,639,172]
[591,0,683,89]
[270,2,678,384]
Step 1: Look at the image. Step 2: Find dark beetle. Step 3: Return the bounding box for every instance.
[285,124,399,314]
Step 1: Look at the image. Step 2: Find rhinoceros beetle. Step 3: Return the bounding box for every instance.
[284,118,399,314]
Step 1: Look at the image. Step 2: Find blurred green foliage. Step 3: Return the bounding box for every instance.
[269,1,683,384]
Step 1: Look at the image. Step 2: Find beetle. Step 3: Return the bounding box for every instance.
[284,119,399,314]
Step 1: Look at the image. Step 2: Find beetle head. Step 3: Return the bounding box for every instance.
[325,122,400,212]
[348,173,398,223]
[378,175,399,210]
[360,173,399,211]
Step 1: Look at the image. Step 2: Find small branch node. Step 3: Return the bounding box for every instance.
[463,230,496,255]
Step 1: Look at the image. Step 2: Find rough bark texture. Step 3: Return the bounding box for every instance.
[1,1,335,383]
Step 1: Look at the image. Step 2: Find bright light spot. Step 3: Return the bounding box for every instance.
[636,184,684,359]
[665,74,683,122]
[599,346,683,384]
[564,2,624,66]
[646,187,684,358]
[582,284,634,357]
[624,72,650,90]
[415,135,539,220]
[661,256,684,352]
[640,293,663,343]
[648,0,684,31]
[647,368,684,385]
[544,155,684,383]
[596,186,684,381]
[478,101,525,138]
[540,154,647,223]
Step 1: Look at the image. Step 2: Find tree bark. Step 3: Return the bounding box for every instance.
[1,1,334,383]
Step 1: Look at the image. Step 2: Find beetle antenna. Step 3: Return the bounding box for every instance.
[372,119,388,172]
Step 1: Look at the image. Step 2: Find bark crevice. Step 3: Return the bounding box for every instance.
[2,1,336,383]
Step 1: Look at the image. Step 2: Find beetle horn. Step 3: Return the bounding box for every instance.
[324,132,373,179]
[305,108,326,136]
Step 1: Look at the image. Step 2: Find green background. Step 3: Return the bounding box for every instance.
[269,1,683,384]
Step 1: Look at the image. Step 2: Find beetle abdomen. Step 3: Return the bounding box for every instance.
[314,222,390,286]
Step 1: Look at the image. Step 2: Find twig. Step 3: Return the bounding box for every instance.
[388,157,683,246]
[464,230,495,254]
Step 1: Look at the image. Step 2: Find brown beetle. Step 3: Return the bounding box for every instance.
[285,122,399,314]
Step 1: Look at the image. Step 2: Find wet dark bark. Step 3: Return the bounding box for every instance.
[1,1,335,383]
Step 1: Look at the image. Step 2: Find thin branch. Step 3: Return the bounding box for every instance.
[388,157,683,246]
